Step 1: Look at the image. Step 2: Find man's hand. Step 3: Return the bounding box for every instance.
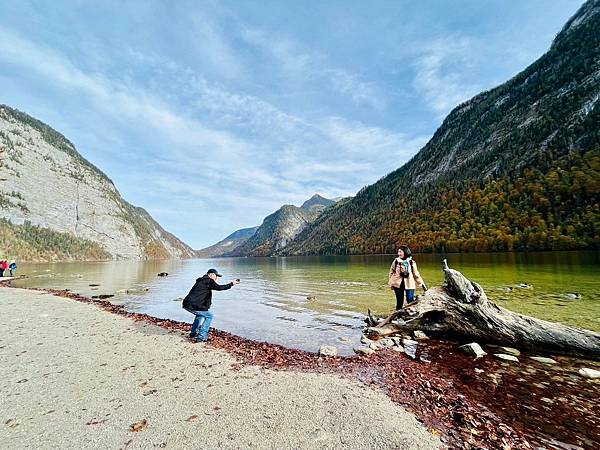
[421,283,428,293]
[232,279,241,286]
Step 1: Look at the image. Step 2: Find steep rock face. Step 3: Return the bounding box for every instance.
[283,0,600,255]
[226,195,336,257]
[195,226,258,258]
[0,106,195,260]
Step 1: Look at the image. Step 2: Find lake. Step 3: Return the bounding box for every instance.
[11,251,600,355]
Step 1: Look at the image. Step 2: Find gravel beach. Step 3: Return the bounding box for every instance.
[0,288,442,450]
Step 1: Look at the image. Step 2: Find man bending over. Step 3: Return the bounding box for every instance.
[182,268,240,342]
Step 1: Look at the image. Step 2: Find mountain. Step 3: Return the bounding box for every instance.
[283,1,600,255]
[195,226,258,258]
[225,194,336,256]
[300,194,336,212]
[0,105,196,261]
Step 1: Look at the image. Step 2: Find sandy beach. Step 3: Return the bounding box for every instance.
[0,287,442,450]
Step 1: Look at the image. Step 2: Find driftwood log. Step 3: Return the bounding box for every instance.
[367,260,600,359]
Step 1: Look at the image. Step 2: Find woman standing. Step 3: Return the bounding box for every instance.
[388,245,426,310]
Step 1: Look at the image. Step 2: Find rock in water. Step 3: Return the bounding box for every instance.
[494,353,519,362]
[578,368,600,379]
[460,343,487,359]
[530,356,557,365]
[319,345,338,357]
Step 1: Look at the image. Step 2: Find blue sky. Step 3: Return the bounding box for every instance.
[0,0,584,248]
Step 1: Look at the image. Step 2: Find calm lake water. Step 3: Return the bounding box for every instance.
[12,252,600,355]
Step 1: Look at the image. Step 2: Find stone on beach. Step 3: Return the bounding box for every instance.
[378,338,395,348]
[530,356,557,365]
[390,337,402,346]
[460,343,487,358]
[494,353,519,362]
[413,330,429,340]
[319,345,338,357]
[498,347,521,357]
[353,346,375,356]
[402,339,418,359]
[360,335,373,345]
[578,368,600,379]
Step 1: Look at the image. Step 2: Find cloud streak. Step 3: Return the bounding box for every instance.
[0,24,418,246]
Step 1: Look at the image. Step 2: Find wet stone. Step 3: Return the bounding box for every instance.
[353,346,375,356]
[378,338,395,348]
[460,343,487,359]
[318,345,338,357]
[402,339,418,359]
[360,335,373,345]
[530,356,557,365]
[413,330,429,340]
[494,353,519,363]
[578,368,600,379]
[498,347,521,357]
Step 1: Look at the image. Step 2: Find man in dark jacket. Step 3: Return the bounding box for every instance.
[182,268,240,342]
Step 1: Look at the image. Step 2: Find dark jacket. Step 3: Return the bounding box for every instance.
[182,275,232,312]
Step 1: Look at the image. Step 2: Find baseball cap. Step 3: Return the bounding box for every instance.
[207,268,222,277]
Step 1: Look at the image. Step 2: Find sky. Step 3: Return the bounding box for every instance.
[0,0,585,248]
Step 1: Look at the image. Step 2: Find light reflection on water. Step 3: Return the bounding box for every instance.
[12,251,600,355]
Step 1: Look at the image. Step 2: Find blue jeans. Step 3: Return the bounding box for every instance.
[188,310,213,340]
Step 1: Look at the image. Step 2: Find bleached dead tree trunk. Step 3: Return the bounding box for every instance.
[367,260,600,359]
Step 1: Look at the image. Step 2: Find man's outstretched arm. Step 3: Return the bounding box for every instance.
[209,279,234,290]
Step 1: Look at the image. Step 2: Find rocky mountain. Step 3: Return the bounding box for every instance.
[300,194,336,212]
[195,226,258,258]
[283,0,600,255]
[225,194,336,257]
[0,105,196,261]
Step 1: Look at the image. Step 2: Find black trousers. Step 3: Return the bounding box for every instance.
[393,281,416,310]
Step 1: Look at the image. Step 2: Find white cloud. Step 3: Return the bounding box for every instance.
[0,25,423,246]
[412,36,482,117]
[238,25,386,109]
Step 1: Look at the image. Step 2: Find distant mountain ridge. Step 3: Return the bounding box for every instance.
[281,0,600,255]
[197,194,337,257]
[0,105,195,261]
[195,226,259,258]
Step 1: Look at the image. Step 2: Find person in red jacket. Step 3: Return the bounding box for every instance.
[0,260,8,277]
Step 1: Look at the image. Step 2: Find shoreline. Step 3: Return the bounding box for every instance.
[1,286,443,450]
[0,283,551,449]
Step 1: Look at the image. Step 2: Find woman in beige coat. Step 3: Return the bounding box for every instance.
[388,245,426,310]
